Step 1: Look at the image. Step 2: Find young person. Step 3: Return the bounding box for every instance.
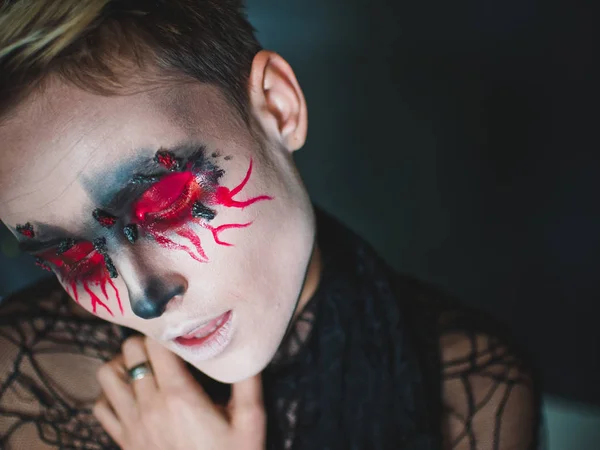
[0,1,541,449]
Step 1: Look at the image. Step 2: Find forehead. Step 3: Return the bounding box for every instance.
[0,80,246,227]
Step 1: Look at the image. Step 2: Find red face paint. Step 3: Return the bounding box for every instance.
[93,209,117,228]
[16,223,35,239]
[132,152,273,262]
[38,241,123,317]
[25,150,269,318]
[134,171,198,228]
[154,150,181,171]
[212,159,273,209]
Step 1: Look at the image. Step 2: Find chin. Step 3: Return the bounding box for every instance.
[193,349,273,384]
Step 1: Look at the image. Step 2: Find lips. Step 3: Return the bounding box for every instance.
[174,310,232,347]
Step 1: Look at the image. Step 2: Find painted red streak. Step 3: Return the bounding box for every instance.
[83,284,111,316]
[133,158,272,263]
[40,242,123,317]
[152,233,205,263]
[176,228,208,260]
[212,159,273,209]
[204,222,252,246]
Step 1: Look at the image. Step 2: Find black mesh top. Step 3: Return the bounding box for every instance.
[0,208,542,449]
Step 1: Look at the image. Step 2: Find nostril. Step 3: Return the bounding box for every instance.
[130,277,186,320]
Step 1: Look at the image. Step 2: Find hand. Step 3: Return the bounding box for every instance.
[92,335,266,450]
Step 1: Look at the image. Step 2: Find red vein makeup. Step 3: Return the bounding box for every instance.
[19,146,273,319]
[131,148,273,262]
[37,238,123,316]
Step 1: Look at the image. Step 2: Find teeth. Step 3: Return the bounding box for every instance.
[183,313,228,340]
[192,324,218,338]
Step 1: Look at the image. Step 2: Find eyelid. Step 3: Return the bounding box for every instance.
[146,180,199,222]
[133,171,199,223]
[61,241,94,258]
[41,244,107,283]
[38,241,94,266]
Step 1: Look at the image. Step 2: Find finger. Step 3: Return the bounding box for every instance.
[144,336,204,394]
[122,336,157,405]
[96,358,137,422]
[229,374,265,436]
[93,394,124,446]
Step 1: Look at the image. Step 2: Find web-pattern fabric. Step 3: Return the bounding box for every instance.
[0,283,122,449]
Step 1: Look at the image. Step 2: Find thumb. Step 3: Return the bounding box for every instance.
[229,373,266,435]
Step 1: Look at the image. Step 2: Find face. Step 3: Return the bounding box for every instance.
[0,60,315,383]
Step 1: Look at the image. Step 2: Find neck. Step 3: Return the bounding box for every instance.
[269,241,323,362]
[293,242,322,321]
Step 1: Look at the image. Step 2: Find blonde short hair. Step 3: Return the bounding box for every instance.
[0,0,261,121]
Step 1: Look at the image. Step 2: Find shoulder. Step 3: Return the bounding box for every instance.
[0,276,123,372]
[439,328,539,450]
[0,278,122,449]
[389,273,542,449]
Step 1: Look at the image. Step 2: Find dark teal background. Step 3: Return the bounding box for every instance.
[0,0,597,410]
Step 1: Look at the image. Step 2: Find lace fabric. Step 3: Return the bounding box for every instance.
[0,209,541,449]
[261,216,438,450]
[399,277,542,450]
[0,283,122,449]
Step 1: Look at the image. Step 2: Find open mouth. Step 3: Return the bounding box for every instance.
[173,310,232,348]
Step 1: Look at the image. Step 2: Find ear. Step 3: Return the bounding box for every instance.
[248,50,308,152]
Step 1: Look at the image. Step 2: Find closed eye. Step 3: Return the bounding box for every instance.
[133,171,201,229]
[38,241,104,282]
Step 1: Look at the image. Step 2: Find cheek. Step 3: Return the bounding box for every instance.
[203,207,312,309]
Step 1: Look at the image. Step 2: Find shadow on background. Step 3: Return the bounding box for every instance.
[1,0,598,412]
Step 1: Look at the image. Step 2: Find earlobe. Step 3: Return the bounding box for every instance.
[248,50,307,152]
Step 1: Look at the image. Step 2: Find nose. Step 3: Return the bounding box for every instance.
[129,276,187,319]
